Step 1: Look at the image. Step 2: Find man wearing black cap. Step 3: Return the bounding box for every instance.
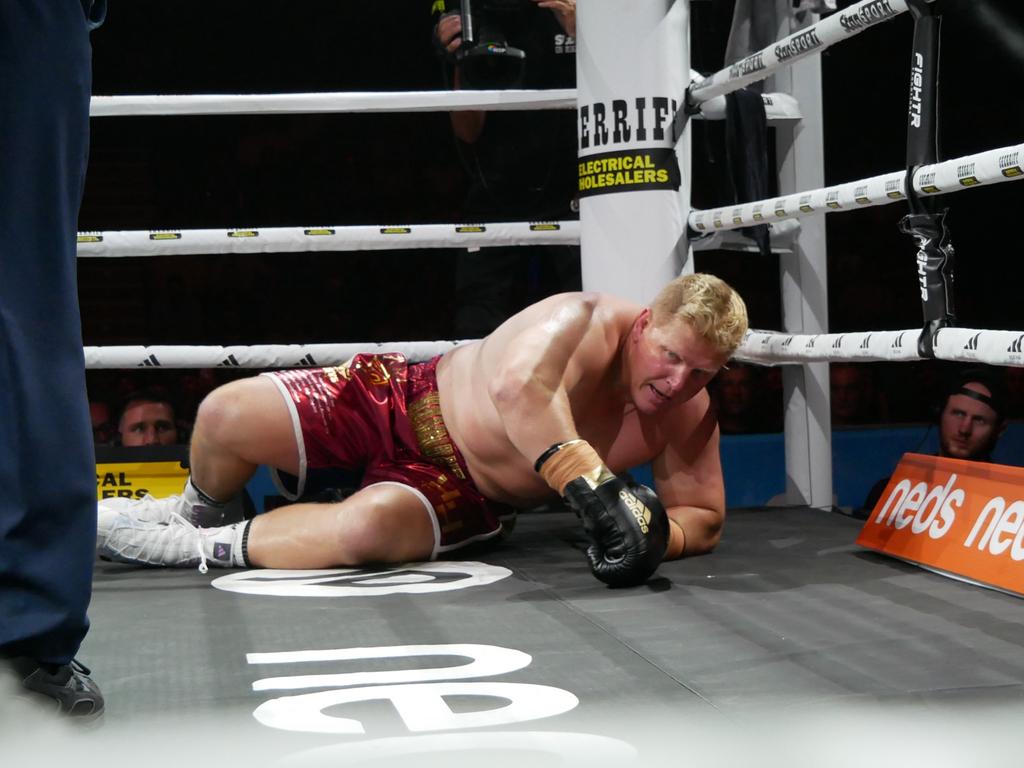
[858,367,1008,517]
[935,368,1007,462]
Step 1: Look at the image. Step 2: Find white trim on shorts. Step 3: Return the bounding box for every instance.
[435,524,507,554]
[260,372,308,501]
[255,374,508,558]
[365,481,441,561]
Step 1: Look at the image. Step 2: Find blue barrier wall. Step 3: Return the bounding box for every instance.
[718,421,1024,509]
[628,422,1022,510]
[248,423,1023,513]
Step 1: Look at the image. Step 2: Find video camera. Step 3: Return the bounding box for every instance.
[447,0,531,89]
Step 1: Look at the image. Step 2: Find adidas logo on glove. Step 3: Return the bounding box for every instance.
[619,489,651,534]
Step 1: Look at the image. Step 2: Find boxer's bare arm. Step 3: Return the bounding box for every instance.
[486,295,609,464]
[652,390,726,559]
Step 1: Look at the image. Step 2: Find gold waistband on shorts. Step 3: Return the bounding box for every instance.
[408,391,466,480]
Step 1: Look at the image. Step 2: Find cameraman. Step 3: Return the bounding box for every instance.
[433,0,580,338]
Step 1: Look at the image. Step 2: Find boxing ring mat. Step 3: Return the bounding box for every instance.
[14,506,1021,765]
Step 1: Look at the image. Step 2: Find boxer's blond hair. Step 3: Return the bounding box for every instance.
[650,273,748,355]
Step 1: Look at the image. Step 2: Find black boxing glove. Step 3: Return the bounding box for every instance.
[536,440,670,587]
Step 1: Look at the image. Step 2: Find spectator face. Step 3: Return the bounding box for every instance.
[119,401,178,446]
[90,401,110,426]
[939,383,1003,460]
[717,366,754,418]
[831,366,870,424]
[90,401,115,444]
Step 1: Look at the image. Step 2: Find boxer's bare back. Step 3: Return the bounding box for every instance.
[438,292,730,556]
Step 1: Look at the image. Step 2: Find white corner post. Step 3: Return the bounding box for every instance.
[576,0,692,302]
[771,3,833,509]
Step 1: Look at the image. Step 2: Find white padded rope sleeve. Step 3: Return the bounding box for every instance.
[90,89,577,117]
[688,0,910,105]
[84,341,468,370]
[689,142,1024,233]
[735,328,1024,368]
[77,222,579,258]
[82,327,1024,370]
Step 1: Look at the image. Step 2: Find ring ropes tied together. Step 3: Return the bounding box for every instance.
[686,0,1022,371]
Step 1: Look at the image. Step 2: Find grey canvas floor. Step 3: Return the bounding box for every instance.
[5,506,1024,767]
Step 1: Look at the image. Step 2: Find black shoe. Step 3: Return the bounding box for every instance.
[8,657,105,721]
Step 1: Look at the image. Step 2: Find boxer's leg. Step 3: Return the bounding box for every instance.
[246,483,436,568]
[99,481,436,570]
[97,375,298,535]
[189,376,300,501]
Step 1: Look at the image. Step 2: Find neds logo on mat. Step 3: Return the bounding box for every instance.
[212,562,511,597]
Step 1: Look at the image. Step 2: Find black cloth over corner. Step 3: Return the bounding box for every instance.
[725,88,771,257]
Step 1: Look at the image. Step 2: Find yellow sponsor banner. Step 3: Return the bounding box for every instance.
[96,460,188,501]
[577,148,679,198]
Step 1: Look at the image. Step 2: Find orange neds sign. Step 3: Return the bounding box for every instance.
[856,453,1024,597]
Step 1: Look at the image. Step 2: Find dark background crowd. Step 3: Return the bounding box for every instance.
[79,1,1024,445]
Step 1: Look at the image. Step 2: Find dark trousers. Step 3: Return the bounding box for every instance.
[454,245,582,338]
[0,0,97,665]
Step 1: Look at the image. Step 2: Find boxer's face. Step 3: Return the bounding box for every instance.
[629,310,726,415]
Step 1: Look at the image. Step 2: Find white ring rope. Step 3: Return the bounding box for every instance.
[688,0,911,105]
[83,326,1024,370]
[696,91,801,122]
[82,144,1018,260]
[76,219,799,258]
[739,329,921,365]
[90,89,577,117]
[736,327,1024,369]
[690,219,801,254]
[689,141,1024,234]
[84,341,465,370]
[77,222,579,257]
[89,88,801,122]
